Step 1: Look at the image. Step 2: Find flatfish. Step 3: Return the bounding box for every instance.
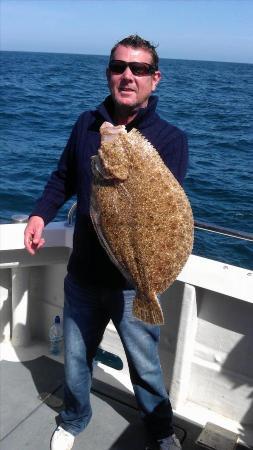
[90,122,194,325]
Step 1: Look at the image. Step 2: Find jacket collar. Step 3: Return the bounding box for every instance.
[96,95,158,131]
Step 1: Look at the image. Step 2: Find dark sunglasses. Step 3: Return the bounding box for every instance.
[109,60,156,76]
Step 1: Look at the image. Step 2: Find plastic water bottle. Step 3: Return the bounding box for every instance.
[49,315,63,355]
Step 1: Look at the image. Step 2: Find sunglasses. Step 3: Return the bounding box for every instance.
[109,60,156,76]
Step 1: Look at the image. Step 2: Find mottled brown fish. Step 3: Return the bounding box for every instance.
[90,122,194,325]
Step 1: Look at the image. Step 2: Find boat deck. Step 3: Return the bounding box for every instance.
[1,350,248,450]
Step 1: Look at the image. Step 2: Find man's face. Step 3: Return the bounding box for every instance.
[107,45,161,112]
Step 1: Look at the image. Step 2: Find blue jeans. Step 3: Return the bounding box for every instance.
[60,273,174,439]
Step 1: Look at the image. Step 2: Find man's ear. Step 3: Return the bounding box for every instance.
[152,71,161,91]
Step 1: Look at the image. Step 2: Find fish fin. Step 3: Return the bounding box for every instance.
[133,292,164,325]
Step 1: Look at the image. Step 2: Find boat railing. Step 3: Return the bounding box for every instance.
[66,201,77,227]
[194,220,253,242]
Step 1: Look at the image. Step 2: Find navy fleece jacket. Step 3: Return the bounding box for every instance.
[31,95,188,288]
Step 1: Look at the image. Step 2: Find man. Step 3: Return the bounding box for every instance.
[24,35,187,450]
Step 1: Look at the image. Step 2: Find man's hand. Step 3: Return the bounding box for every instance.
[24,216,45,255]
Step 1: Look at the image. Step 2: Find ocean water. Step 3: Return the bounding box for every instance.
[0,51,252,270]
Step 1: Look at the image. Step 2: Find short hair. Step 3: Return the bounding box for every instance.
[110,34,159,70]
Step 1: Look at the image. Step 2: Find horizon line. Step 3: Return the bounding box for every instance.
[1,49,252,66]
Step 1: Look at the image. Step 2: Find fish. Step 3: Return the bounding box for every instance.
[90,122,194,325]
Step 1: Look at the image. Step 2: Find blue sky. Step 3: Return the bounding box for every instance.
[1,0,253,63]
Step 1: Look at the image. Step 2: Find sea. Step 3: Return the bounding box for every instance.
[1,51,252,270]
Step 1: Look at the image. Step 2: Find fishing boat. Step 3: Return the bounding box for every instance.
[0,209,252,449]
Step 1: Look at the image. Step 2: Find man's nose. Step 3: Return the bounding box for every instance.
[121,66,134,78]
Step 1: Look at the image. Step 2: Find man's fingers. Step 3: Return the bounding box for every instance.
[24,237,35,255]
[24,216,45,255]
[24,229,34,250]
[36,238,45,250]
[25,236,45,255]
[33,226,43,243]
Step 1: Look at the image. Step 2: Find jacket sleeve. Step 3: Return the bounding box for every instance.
[175,131,188,186]
[30,122,78,225]
[161,129,189,186]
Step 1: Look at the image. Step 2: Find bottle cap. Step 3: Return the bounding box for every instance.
[55,315,60,324]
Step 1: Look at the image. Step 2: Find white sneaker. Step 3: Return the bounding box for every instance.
[50,426,75,450]
[158,433,182,449]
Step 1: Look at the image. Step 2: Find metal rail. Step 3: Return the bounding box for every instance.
[194,220,253,242]
[66,201,77,226]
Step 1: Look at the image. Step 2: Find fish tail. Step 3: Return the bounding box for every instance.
[133,291,164,325]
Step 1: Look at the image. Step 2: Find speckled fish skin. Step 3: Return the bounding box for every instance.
[90,122,194,325]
